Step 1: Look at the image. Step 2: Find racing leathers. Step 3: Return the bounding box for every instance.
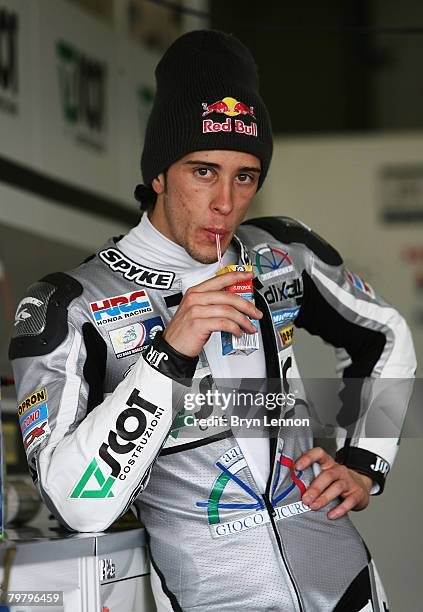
[10,217,416,612]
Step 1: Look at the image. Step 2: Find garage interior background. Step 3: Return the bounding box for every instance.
[0,1,422,610]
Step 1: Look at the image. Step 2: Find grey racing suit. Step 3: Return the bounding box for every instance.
[10,217,416,611]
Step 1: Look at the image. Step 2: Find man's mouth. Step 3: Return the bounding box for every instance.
[204,227,229,238]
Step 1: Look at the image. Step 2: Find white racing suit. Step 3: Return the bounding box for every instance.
[10,217,416,611]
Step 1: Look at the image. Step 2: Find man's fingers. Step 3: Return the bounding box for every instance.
[295,447,371,519]
[189,271,254,294]
[190,305,257,333]
[199,317,246,338]
[163,271,262,357]
[305,480,346,510]
[327,494,361,520]
[183,289,262,320]
[302,467,343,505]
[295,447,334,471]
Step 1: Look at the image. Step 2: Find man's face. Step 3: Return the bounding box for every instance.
[149,150,261,264]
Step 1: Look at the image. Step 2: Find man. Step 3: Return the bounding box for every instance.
[10,30,416,611]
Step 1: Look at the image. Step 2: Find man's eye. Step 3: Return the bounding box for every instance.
[237,174,253,183]
[195,168,213,178]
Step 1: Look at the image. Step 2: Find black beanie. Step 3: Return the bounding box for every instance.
[140,30,273,192]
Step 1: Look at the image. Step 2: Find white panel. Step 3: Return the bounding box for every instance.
[114,38,158,203]
[0,0,37,165]
[34,0,118,198]
[101,575,156,612]
[0,182,130,249]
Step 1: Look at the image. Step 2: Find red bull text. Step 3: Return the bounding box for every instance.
[203,118,257,137]
[201,97,257,137]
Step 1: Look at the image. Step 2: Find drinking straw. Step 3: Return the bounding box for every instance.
[215,233,223,269]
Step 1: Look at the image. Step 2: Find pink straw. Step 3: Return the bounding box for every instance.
[215,233,223,269]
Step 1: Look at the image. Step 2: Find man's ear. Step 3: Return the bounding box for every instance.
[152,173,166,195]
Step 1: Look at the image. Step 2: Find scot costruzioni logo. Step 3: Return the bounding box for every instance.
[70,388,165,499]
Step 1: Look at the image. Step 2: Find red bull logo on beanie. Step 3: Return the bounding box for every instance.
[201,97,257,137]
[202,97,256,119]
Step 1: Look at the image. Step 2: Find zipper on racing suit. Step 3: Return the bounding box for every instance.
[254,286,305,612]
[262,492,304,612]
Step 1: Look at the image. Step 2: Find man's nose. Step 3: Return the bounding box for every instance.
[210,179,234,215]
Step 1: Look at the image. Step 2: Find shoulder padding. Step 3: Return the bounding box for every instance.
[9,272,83,360]
[242,216,343,266]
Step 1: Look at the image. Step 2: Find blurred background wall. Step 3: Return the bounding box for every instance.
[0,1,422,609]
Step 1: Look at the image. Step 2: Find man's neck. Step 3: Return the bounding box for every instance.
[117,214,237,277]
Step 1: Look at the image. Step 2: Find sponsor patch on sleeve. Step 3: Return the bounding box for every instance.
[17,388,50,455]
[108,316,165,359]
[345,269,375,298]
[19,402,48,437]
[279,324,294,346]
[17,388,47,418]
[90,290,153,327]
[23,420,50,455]
[271,307,300,327]
[14,296,44,327]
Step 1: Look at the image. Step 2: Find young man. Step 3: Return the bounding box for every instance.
[10,30,415,611]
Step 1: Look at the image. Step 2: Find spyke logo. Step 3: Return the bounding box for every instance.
[0,7,19,115]
[71,389,164,499]
[56,39,107,151]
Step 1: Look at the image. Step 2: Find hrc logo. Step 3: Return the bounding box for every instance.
[90,290,153,326]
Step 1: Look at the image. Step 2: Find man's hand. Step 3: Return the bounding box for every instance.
[163,271,263,358]
[295,447,373,520]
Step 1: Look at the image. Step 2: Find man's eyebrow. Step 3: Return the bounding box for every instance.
[240,166,261,174]
[184,160,261,173]
[184,160,220,168]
